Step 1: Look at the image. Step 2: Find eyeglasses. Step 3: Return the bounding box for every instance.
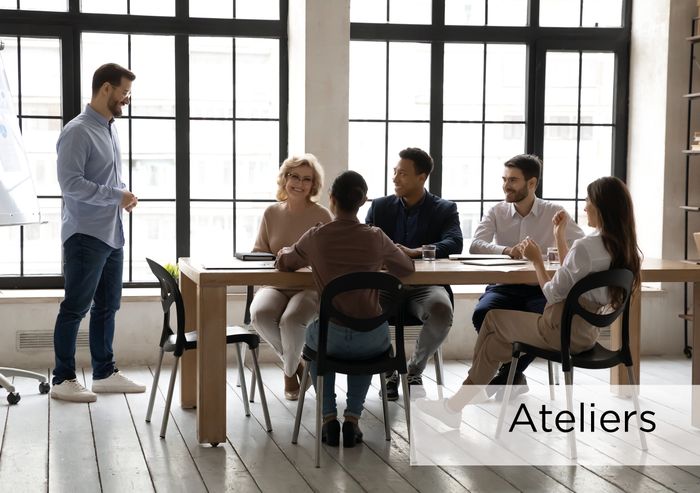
[286,172,313,185]
[110,84,132,101]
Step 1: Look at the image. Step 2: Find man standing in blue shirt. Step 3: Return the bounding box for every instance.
[366,148,463,399]
[50,63,145,402]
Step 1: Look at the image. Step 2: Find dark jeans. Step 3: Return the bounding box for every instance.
[472,284,547,374]
[53,233,123,385]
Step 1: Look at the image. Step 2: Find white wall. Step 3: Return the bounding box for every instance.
[627,0,697,355]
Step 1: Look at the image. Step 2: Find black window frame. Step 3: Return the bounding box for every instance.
[0,0,289,289]
[350,0,631,226]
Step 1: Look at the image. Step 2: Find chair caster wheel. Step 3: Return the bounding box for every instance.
[210,442,219,447]
[39,382,50,394]
[7,392,20,405]
[684,346,693,359]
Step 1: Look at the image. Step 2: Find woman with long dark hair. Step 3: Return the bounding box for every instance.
[417,176,641,426]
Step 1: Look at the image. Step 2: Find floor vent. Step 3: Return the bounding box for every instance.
[17,331,90,351]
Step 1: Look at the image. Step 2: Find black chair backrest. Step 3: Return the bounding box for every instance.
[146,258,187,357]
[317,272,405,375]
[560,268,634,372]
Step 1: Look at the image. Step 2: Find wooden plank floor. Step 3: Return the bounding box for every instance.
[0,357,698,492]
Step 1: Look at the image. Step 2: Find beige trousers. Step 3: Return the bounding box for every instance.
[250,287,319,377]
[467,301,600,385]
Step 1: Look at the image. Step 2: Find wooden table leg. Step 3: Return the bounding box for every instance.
[179,271,197,408]
[692,282,700,427]
[196,285,227,446]
[611,288,641,386]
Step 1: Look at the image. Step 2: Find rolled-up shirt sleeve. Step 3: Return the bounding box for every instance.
[57,126,123,206]
[470,208,508,254]
[542,239,592,304]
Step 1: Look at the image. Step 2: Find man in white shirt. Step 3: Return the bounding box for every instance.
[470,154,584,394]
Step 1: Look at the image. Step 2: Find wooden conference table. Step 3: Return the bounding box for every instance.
[178,257,700,446]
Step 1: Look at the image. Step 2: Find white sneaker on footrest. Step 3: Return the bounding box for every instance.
[50,379,97,403]
[92,371,146,393]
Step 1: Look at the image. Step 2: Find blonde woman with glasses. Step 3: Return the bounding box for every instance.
[250,154,333,400]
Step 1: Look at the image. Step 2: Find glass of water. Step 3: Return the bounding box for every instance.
[422,244,436,261]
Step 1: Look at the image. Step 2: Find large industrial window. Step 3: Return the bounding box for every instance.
[0,0,287,287]
[349,0,630,241]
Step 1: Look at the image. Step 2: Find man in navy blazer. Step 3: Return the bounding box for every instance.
[366,147,463,399]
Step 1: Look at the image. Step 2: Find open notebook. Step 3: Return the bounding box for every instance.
[449,253,511,260]
[461,259,528,266]
[201,260,276,270]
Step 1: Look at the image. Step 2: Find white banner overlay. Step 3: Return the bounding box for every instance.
[410,384,700,466]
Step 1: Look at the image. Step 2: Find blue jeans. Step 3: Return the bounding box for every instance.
[472,284,547,374]
[53,234,123,385]
[306,319,391,419]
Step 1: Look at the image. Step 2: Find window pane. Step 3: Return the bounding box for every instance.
[485,44,525,122]
[19,0,67,12]
[542,125,577,199]
[443,43,484,121]
[81,33,129,107]
[349,122,386,200]
[0,0,16,8]
[236,0,278,20]
[131,35,175,117]
[189,37,233,118]
[190,202,233,259]
[351,0,388,23]
[445,0,485,26]
[350,41,387,120]
[387,122,429,195]
[545,51,579,125]
[578,126,612,197]
[442,123,482,200]
[22,198,61,275]
[131,201,176,281]
[0,225,20,275]
[389,0,431,24]
[21,117,61,196]
[190,120,233,200]
[80,0,126,14]
[580,52,614,124]
[131,119,176,199]
[130,0,175,17]
[388,42,430,120]
[235,202,271,252]
[487,0,527,26]
[20,38,61,116]
[457,202,481,242]
[189,0,232,18]
[0,37,19,109]
[236,38,279,119]
[483,123,525,199]
[540,0,581,27]
[582,0,622,28]
[235,121,279,200]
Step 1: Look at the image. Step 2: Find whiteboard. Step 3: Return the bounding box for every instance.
[0,53,41,226]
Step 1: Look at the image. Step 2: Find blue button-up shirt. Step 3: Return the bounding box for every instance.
[56,105,125,248]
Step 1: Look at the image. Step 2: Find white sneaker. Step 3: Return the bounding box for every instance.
[92,371,146,394]
[415,398,462,429]
[50,379,97,403]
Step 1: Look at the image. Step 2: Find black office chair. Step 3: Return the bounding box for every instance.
[291,272,410,468]
[495,268,647,459]
[144,258,272,439]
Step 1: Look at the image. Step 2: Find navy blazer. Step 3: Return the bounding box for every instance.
[365,191,463,259]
